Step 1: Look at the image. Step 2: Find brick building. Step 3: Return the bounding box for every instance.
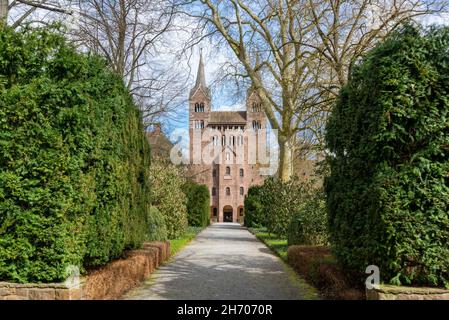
[188,54,268,223]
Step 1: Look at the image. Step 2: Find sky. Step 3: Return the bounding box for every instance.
[8,2,449,152]
[167,11,449,154]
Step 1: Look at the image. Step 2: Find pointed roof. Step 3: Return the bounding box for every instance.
[196,53,206,88]
[190,52,211,99]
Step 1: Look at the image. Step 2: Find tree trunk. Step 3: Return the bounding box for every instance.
[0,0,8,22]
[278,134,294,182]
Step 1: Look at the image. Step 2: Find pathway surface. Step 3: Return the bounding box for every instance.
[124,223,318,300]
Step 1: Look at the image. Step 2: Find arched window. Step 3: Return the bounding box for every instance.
[240,169,244,177]
[225,166,231,175]
[240,187,244,196]
[200,120,204,129]
[212,187,216,196]
[213,207,218,216]
[222,135,226,145]
[200,102,205,112]
[226,187,231,196]
[226,153,231,161]
[252,120,261,130]
[195,103,199,112]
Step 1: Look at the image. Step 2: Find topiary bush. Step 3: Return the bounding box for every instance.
[0,25,154,283]
[149,160,188,239]
[146,206,168,241]
[325,24,449,287]
[184,181,210,228]
[244,185,265,228]
[288,188,328,246]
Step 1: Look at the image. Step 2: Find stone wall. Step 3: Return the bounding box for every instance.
[366,284,449,300]
[0,241,170,300]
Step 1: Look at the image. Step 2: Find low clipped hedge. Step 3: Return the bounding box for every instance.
[184,181,210,228]
[0,25,155,283]
[325,25,449,287]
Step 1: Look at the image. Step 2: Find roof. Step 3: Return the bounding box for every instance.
[146,131,173,160]
[208,111,247,124]
[189,53,211,99]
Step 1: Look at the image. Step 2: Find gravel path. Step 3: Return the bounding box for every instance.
[123,223,318,300]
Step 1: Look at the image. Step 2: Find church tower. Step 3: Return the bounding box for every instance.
[189,53,211,164]
[187,53,268,224]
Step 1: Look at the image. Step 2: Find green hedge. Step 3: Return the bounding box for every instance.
[0,25,155,283]
[325,25,449,287]
[287,189,328,246]
[149,160,188,239]
[184,181,210,228]
[146,206,168,241]
[244,185,265,228]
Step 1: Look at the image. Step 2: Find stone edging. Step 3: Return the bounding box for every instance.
[366,284,449,300]
[0,241,170,300]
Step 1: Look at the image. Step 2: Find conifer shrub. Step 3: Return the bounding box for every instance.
[325,25,449,287]
[243,185,265,228]
[184,181,210,228]
[0,25,155,283]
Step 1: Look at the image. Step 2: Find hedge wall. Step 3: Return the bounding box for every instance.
[0,25,154,283]
[184,181,210,228]
[325,25,449,287]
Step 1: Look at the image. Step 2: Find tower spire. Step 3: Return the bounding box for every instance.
[195,49,207,88]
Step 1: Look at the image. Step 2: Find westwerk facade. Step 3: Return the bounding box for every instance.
[188,55,268,223]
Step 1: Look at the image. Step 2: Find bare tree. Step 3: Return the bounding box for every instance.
[179,0,448,181]
[306,0,449,97]
[1,0,71,27]
[70,0,189,125]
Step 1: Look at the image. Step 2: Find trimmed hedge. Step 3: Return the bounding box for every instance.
[325,25,449,287]
[0,25,155,283]
[184,181,210,228]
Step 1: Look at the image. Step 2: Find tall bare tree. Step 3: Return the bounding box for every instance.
[1,0,71,27]
[71,0,188,125]
[179,0,448,181]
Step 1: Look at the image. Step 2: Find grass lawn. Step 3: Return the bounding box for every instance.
[249,227,288,262]
[169,226,204,256]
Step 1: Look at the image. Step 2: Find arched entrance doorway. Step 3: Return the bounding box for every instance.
[223,205,233,223]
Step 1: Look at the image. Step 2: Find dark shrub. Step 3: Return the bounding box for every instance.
[184,180,210,228]
[244,185,265,228]
[325,25,449,287]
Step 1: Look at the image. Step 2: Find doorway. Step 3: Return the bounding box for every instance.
[223,206,233,222]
